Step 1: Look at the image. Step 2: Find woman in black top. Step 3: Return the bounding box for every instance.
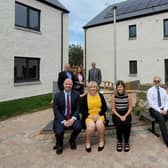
[73,66,85,94]
[112,80,132,152]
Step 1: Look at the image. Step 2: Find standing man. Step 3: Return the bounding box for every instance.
[88,62,102,86]
[57,63,75,91]
[53,78,82,154]
[147,76,168,147]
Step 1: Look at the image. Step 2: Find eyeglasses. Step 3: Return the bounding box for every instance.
[154,80,160,83]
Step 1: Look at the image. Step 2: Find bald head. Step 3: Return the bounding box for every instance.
[64,64,70,71]
[91,62,96,68]
[153,76,161,86]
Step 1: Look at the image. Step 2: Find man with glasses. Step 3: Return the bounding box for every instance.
[147,76,168,147]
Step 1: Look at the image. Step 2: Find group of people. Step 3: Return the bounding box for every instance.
[53,63,132,154]
[53,63,168,155]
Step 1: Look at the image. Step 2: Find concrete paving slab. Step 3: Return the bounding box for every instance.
[0,109,168,168]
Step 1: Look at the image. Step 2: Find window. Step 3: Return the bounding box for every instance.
[129,60,137,75]
[15,2,40,31]
[14,57,40,83]
[164,19,168,37]
[129,25,136,38]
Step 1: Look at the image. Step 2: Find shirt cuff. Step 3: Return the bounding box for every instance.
[61,120,66,124]
[71,116,77,120]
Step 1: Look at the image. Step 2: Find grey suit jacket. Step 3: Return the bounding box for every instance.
[88,68,102,85]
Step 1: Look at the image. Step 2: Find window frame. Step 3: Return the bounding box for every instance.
[15,1,41,31]
[129,60,137,75]
[129,24,137,39]
[164,19,168,37]
[14,56,40,83]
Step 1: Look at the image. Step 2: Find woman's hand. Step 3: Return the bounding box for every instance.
[120,115,126,121]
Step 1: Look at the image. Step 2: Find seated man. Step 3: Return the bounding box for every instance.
[53,78,82,154]
[147,76,168,147]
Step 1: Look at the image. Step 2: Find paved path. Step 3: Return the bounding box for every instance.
[0,109,168,168]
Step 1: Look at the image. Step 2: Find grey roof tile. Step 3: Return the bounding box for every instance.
[36,0,69,13]
[84,0,168,28]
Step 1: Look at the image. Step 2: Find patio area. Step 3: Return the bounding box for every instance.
[0,108,168,168]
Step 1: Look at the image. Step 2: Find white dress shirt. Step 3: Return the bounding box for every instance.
[147,86,168,112]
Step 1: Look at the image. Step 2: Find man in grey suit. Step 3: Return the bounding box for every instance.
[88,62,102,86]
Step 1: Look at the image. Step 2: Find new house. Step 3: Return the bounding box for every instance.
[83,0,168,84]
[0,0,69,102]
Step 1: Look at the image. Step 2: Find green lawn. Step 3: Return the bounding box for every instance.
[0,93,52,120]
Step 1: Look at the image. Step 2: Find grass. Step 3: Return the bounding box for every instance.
[0,93,52,120]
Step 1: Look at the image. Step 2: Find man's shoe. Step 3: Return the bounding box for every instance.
[69,141,77,150]
[56,146,63,154]
[53,144,58,150]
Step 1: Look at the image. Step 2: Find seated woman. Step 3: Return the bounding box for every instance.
[81,81,107,152]
[112,80,132,152]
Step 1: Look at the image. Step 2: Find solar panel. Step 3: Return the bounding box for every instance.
[85,0,168,28]
[147,0,162,8]
[159,0,168,6]
[135,0,151,11]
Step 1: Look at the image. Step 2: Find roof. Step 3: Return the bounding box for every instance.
[83,0,168,29]
[36,0,69,13]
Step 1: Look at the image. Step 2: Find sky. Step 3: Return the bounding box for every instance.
[60,0,125,46]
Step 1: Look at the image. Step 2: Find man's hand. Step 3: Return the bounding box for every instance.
[64,119,75,127]
[160,110,167,115]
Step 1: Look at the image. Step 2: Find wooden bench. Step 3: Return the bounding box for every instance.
[141,112,160,137]
[42,115,136,133]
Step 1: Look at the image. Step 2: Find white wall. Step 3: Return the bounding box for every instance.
[0,0,68,101]
[85,12,168,84]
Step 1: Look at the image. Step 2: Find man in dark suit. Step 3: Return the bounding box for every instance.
[53,78,82,154]
[88,62,102,86]
[57,63,75,91]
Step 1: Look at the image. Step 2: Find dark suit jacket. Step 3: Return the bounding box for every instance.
[88,68,102,85]
[80,93,107,129]
[57,71,75,91]
[53,90,80,130]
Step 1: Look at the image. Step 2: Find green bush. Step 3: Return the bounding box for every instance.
[0,93,52,120]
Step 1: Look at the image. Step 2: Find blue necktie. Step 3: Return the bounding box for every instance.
[157,87,161,107]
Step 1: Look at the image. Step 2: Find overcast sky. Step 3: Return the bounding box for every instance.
[61,0,125,46]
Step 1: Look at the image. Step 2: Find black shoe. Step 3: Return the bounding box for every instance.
[56,146,63,154]
[98,142,105,152]
[124,143,130,152]
[116,142,123,152]
[53,144,58,150]
[85,147,91,152]
[69,141,77,150]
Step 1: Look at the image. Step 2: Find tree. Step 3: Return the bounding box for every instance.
[69,44,83,67]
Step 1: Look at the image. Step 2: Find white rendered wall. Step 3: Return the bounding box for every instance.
[0,0,68,101]
[85,12,168,84]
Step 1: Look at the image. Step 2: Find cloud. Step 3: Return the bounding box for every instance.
[61,0,125,45]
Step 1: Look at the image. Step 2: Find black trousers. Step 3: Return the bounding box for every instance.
[113,114,132,143]
[149,108,168,146]
[54,120,81,147]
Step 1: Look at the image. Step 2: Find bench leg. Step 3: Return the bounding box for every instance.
[148,121,160,137]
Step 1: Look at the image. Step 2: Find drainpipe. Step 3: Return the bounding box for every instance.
[84,29,87,85]
[61,12,64,71]
[112,6,117,85]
